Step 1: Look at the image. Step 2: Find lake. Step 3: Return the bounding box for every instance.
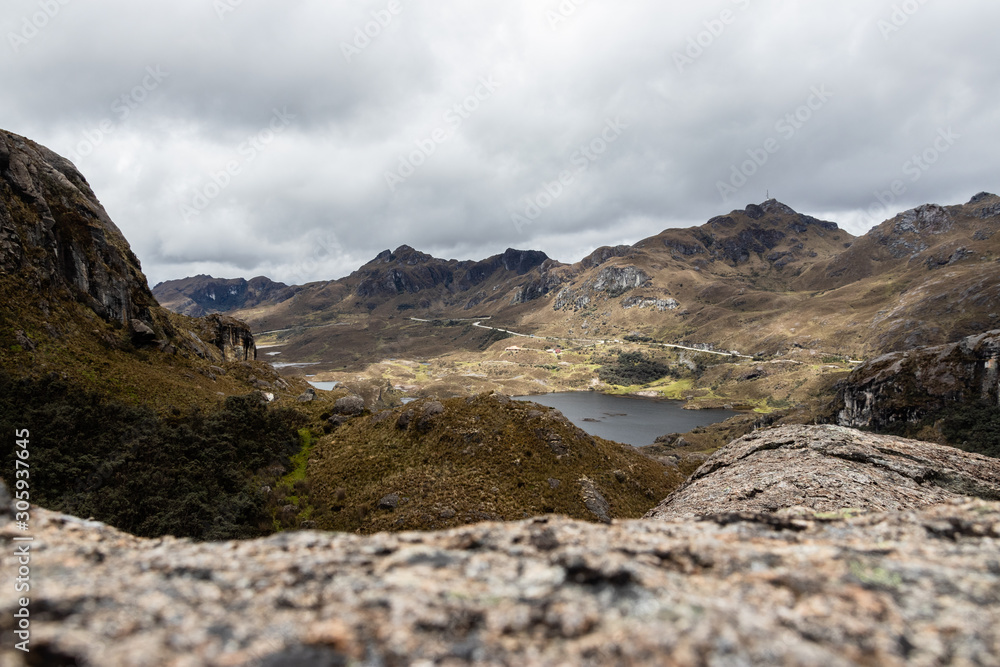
[514,392,738,447]
[307,381,340,391]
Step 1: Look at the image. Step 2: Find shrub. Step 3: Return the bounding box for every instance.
[598,351,674,386]
[0,372,306,540]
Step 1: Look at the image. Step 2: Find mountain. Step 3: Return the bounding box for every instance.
[155,194,1000,370]
[0,129,284,403]
[0,128,318,540]
[152,274,297,317]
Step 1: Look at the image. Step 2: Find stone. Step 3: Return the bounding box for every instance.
[646,424,1000,520]
[416,400,445,430]
[377,494,400,511]
[2,485,998,665]
[579,478,612,524]
[128,319,157,345]
[13,330,35,351]
[396,409,414,429]
[297,388,316,403]
[334,395,365,416]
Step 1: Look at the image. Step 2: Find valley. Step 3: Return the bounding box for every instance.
[3,123,1000,553]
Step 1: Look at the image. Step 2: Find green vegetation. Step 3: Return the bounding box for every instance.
[598,351,675,386]
[939,400,1000,458]
[880,400,1000,459]
[0,372,308,540]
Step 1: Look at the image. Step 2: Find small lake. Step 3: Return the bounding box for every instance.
[514,392,738,447]
[307,381,340,391]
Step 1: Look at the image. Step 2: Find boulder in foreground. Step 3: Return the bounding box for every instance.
[646,424,1000,520]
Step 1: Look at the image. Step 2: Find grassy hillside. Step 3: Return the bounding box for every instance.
[304,394,684,534]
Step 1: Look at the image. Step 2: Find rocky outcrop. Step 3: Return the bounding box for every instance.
[0,129,155,324]
[579,244,634,269]
[204,314,257,362]
[645,425,1000,520]
[590,265,649,296]
[621,295,679,311]
[837,329,1000,431]
[3,480,999,665]
[874,204,954,258]
[553,265,649,311]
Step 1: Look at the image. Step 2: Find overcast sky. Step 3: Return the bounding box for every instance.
[2,1,997,286]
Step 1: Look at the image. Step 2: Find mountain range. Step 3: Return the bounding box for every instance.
[154,193,1000,366]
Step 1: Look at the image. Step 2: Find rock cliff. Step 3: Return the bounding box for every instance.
[0,129,155,324]
[0,128,268,407]
[3,426,999,665]
[836,330,1000,456]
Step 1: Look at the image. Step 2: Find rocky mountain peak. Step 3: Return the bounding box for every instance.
[500,247,548,274]
[371,245,434,267]
[759,198,798,216]
[968,191,997,205]
[892,203,954,236]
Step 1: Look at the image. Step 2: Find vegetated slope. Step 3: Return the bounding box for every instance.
[152,274,297,317]
[798,195,1000,352]
[307,393,684,534]
[0,128,317,539]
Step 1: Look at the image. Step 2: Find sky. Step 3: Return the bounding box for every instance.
[2,1,997,287]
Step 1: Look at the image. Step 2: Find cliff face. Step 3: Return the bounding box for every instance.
[0,130,154,324]
[3,426,999,666]
[205,314,257,362]
[0,129,267,406]
[837,330,1000,432]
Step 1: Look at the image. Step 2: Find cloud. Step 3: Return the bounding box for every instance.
[2,0,997,286]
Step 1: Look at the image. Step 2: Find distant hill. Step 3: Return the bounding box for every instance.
[152,274,297,317]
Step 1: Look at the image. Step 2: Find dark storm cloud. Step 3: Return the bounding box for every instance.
[2,0,998,286]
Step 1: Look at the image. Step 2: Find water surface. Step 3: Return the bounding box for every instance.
[514,392,737,447]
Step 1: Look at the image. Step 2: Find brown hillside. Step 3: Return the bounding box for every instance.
[307,393,683,534]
